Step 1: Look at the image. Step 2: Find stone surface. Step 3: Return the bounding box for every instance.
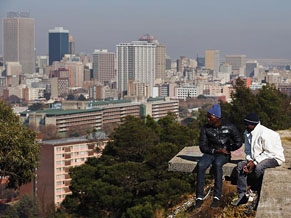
[168,145,245,176]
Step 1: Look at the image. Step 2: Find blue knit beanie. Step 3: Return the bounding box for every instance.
[207,104,221,118]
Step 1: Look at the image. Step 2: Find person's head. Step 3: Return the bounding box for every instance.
[244,112,260,133]
[207,104,221,127]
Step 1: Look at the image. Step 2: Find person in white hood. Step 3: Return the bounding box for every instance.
[232,112,285,206]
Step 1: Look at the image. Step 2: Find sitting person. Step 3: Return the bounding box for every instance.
[195,104,242,209]
[231,112,285,206]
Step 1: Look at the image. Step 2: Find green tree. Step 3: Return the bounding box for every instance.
[256,84,291,130]
[221,78,259,133]
[158,112,195,148]
[221,79,291,132]
[28,103,45,111]
[0,100,39,188]
[60,115,195,217]
[78,94,86,101]
[104,116,160,162]
[2,195,39,218]
[66,93,75,100]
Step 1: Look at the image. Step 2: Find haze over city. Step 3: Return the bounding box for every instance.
[1,0,291,61]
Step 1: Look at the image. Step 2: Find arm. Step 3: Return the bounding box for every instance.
[254,132,284,164]
[228,124,243,152]
[199,126,215,154]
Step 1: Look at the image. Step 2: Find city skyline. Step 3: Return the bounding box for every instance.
[1,0,291,61]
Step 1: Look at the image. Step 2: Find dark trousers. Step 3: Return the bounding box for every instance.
[195,153,230,199]
[236,158,279,194]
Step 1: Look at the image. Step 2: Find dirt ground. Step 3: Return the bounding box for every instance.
[181,180,257,218]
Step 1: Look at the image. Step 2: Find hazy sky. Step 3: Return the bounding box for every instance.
[1,0,291,60]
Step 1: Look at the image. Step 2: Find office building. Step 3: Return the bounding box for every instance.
[5,62,22,86]
[176,85,198,99]
[225,54,246,71]
[49,27,69,65]
[205,50,220,72]
[138,34,166,81]
[196,56,205,67]
[92,49,115,84]
[246,60,258,78]
[166,56,172,70]
[3,12,35,74]
[68,35,75,55]
[116,41,156,98]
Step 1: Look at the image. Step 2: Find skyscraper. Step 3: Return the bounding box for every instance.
[92,49,115,84]
[3,12,35,74]
[205,49,220,72]
[116,41,156,98]
[245,60,258,78]
[68,35,75,55]
[138,34,166,81]
[48,27,69,65]
[225,54,246,71]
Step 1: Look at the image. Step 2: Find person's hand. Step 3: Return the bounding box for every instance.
[243,160,255,174]
[215,148,230,155]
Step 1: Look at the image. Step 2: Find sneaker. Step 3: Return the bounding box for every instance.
[210,197,220,208]
[246,189,257,202]
[195,198,203,209]
[231,193,248,206]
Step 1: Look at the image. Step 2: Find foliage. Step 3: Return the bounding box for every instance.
[43,91,51,100]
[158,112,195,148]
[255,84,291,130]
[105,116,160,162]
[2,195,40,218]
[28,103,46,111]
[0,100,39,188]
[5,95,21,105]
[66,93,75,100]
[39,124,59,140]
[60,113,195,217]
[78,94,86,101]
[221,78,291,132]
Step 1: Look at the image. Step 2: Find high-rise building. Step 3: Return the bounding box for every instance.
[245,60,258,78]
[3,12,35,74]
[205,50,220,72]
[92,49,115,84]
[116,41,156,98]
[49,27,69,65]
[196,56,205,67]
[138,34,166,81]
[225,54,246,71]
[68,35,75,55]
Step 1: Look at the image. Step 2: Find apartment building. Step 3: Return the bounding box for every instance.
[141,97,179,119]
[22,136,108,211]
[21,108,103,134]
[176,86,198,99]
[20,98,179,134]
[116,41,156,98]
[92,49,115,84]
